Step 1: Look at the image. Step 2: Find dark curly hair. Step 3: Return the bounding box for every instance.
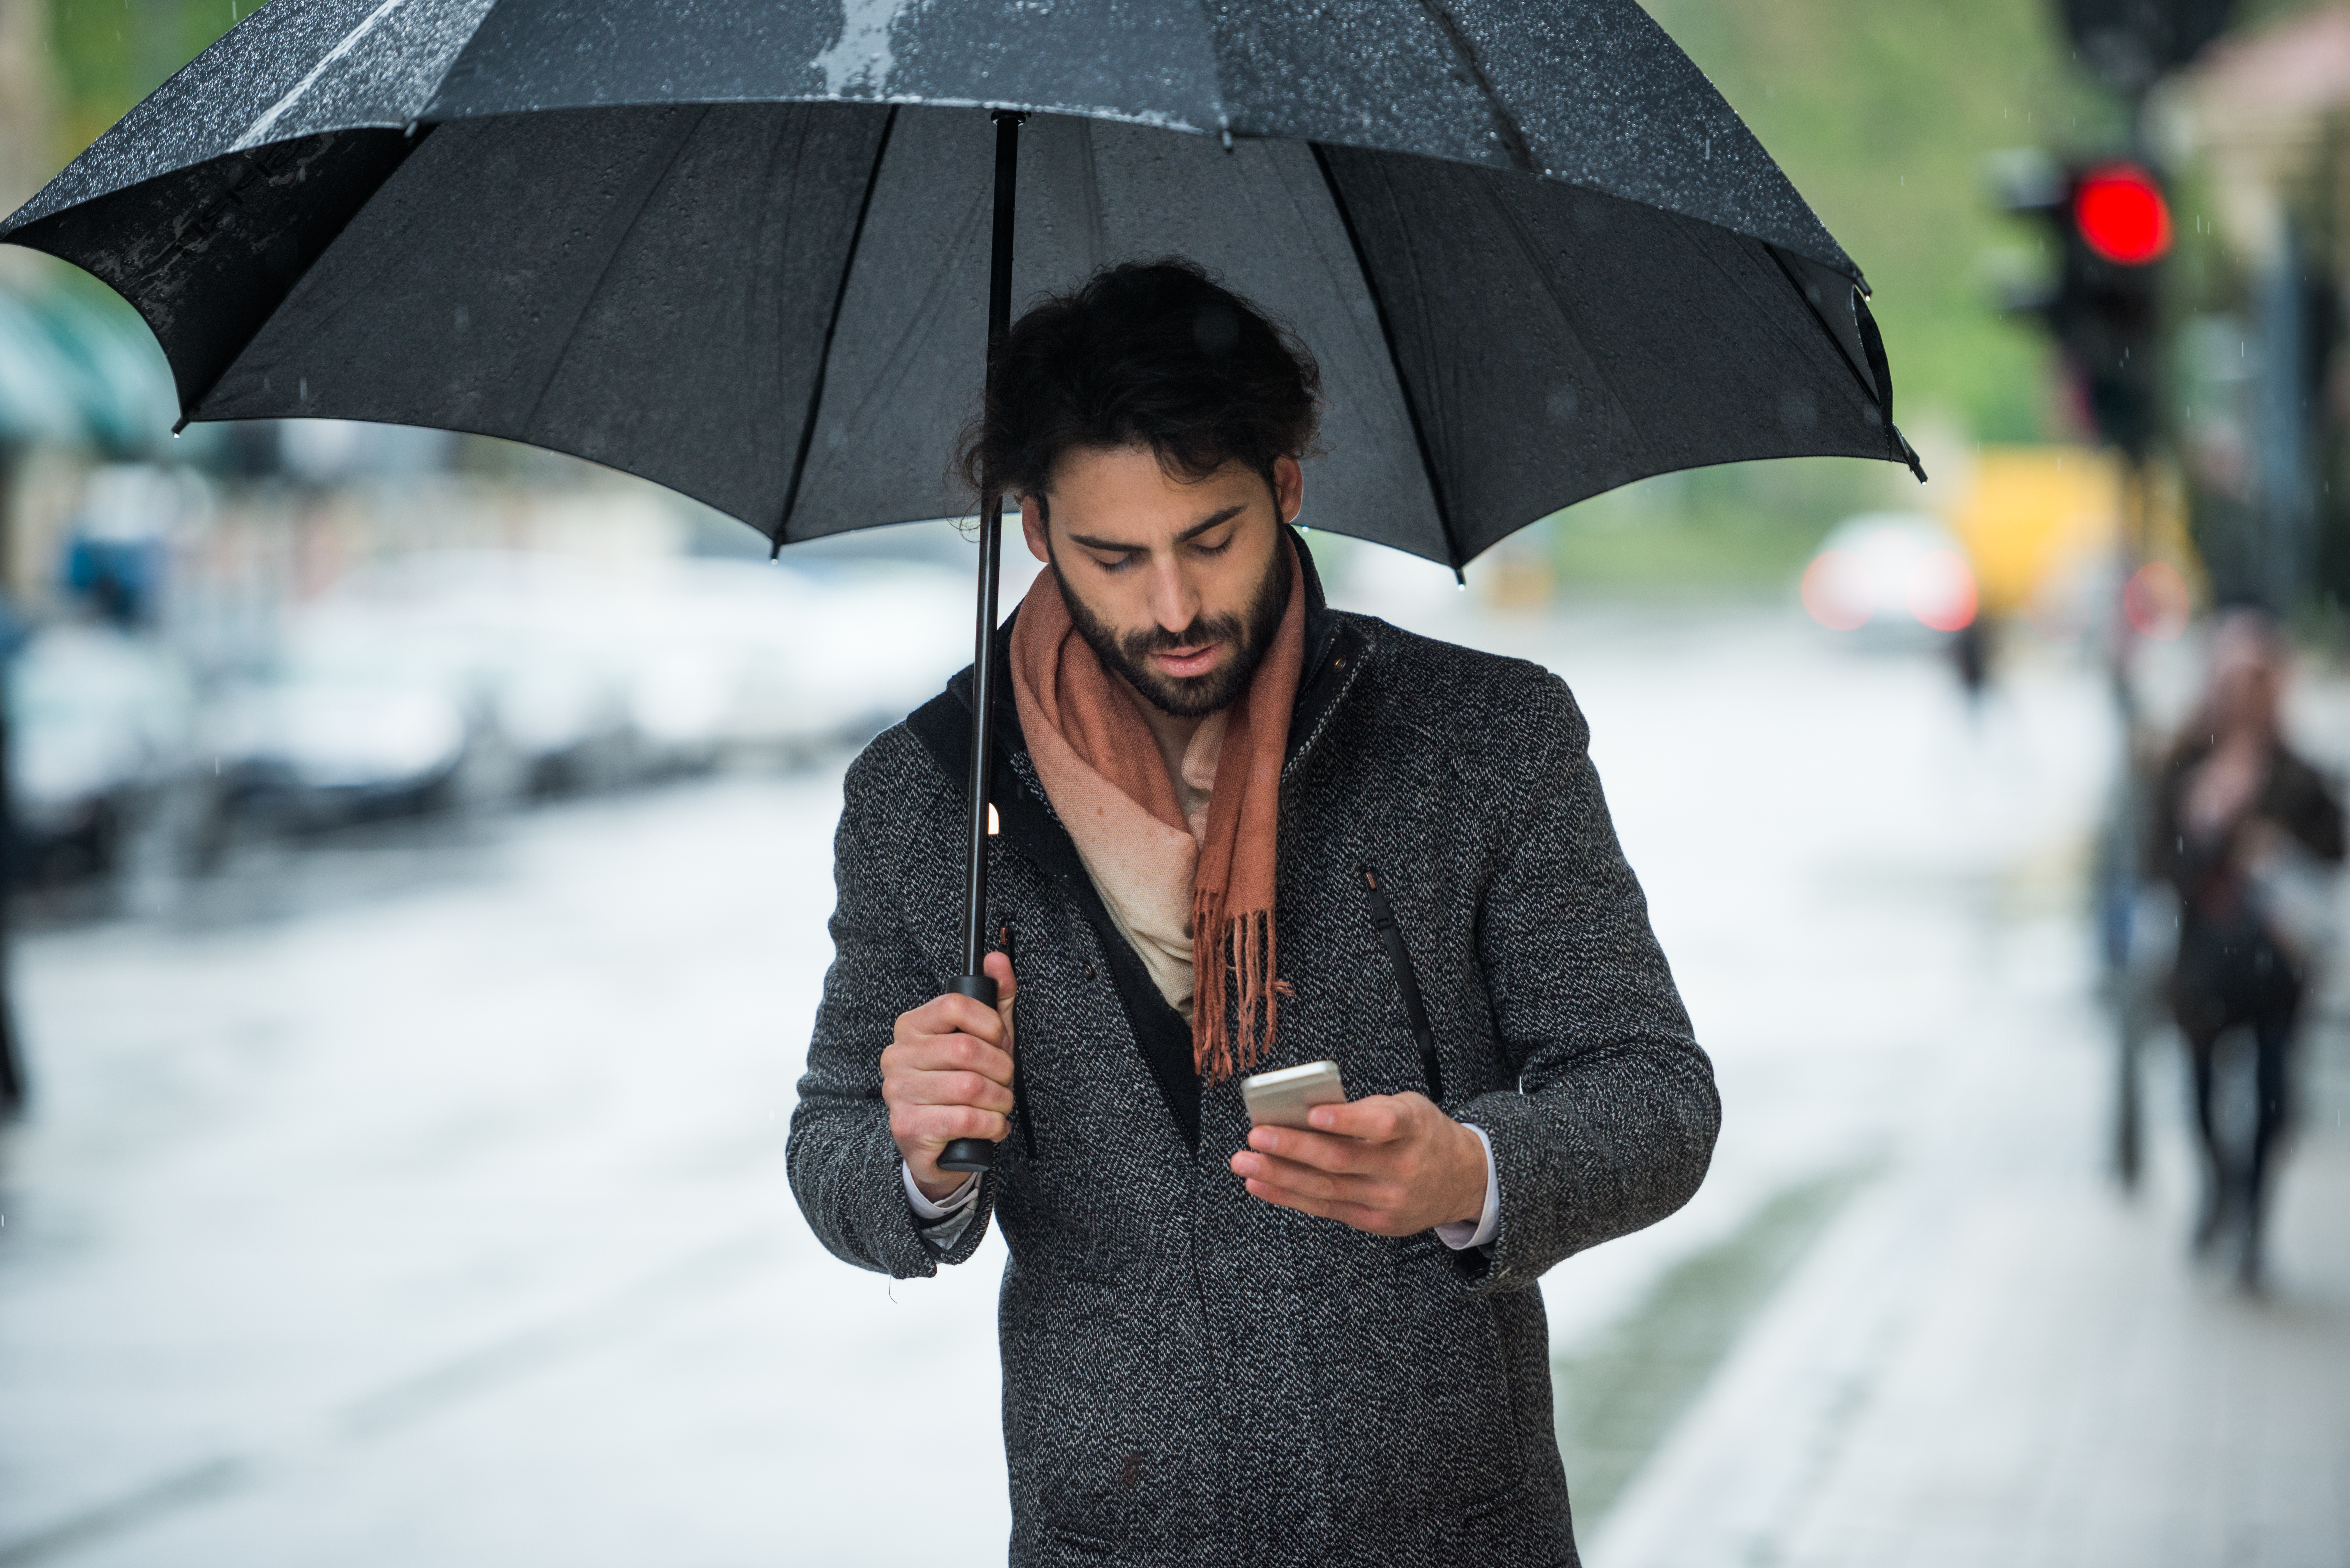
[956,259,1323,509]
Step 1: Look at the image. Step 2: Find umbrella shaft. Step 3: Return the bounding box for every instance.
[960,496,1004,979]
[959,110,1026,983]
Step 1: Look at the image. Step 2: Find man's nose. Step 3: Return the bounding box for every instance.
[1148,555,1203,635]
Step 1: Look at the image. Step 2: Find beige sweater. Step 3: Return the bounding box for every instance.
[1056,709,1226,1023]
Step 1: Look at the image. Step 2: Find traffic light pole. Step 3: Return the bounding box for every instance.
[2104,456,2150,1190]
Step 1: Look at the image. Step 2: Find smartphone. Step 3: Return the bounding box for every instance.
[1241,1060,1346,1129]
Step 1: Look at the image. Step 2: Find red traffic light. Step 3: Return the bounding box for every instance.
[2074,165,2172,264]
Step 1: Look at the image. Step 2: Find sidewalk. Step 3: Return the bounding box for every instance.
[1593,966,2350,1568]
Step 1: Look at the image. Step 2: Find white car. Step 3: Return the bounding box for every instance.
[1801,512,1979,640]
[8,623,194,881]
[201,611,471,832]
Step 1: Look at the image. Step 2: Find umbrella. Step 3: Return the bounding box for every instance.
[3,0,1923,1171]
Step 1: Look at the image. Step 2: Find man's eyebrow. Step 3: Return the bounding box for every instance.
[1065,505,1247,554]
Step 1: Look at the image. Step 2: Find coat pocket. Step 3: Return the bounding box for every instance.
[1311,1259,1526,1529]
[1360,865,1445,1104]
[1001,1268,1211,1558]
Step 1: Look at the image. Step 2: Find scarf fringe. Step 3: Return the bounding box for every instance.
[1193,888,1277,1083]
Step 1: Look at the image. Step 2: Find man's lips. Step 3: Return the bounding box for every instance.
[1151,644,1222,679]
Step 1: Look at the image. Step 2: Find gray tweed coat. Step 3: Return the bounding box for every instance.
[789,537,1717,1567]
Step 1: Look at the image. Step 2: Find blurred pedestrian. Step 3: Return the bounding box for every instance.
[1951,616,1990,708]
[2145,609,2343,1289]
[789,260,1718,1564]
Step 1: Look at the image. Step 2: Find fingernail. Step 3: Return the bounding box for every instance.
[1233,1155,1257,1176]
[1309,1108,1334,1129]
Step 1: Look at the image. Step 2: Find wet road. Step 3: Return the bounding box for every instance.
[1,584,2341,1566]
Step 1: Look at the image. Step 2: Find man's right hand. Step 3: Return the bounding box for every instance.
[884,951,1018,1201]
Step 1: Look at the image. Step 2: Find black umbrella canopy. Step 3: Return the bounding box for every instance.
[3,0,1918,569]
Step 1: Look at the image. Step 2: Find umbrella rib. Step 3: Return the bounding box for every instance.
[1482,190,1674,485]
[775,106,900,549]
[1308,145,1464,577]
[1413,1,1536,174]
[513,107,708,437]
[232,0,413,152]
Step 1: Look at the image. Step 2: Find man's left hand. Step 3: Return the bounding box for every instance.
[1229,1093,1487,1237]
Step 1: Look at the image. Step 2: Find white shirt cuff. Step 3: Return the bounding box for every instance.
[902,1161,981,1220]
[1433,1124,1500,1251]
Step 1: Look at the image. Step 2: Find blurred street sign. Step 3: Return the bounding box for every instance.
[2060,0,2236,95]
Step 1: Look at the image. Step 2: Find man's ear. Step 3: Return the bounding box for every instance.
[1019,494,1050,563]
[1273,455,1304,525]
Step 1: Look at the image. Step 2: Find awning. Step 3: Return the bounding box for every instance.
[0,280,177,455]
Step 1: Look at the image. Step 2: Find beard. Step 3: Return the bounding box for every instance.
[1053,533,1293,719]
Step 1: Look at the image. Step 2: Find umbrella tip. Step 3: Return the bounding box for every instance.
[1897,431,1929,485]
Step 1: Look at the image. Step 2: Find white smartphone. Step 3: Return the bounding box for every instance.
[1240,1060,1347,1129]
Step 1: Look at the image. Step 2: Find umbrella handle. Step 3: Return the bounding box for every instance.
[938,975,1000,1173]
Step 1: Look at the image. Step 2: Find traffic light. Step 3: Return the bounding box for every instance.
[1995,155,2173,459]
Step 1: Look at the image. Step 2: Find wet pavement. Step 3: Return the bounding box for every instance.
[0,585,2342,1565]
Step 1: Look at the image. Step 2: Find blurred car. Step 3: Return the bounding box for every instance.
[332,553,640,800]
[7,622,195,886]
[1800,512,1979,641]
[193,541,992,848]
[199,610,471,840]
[617,556,976,767]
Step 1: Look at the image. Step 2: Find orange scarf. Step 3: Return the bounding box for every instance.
[1009,541,1304,1081]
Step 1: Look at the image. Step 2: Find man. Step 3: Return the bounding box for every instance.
[789,260,1718,1566]
[2146,608,2343,1290]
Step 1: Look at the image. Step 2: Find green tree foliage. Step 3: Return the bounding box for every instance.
[48,0,235,162]
[1645,0,2122,443]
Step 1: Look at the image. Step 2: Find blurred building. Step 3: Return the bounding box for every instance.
[2161,5,2350,617]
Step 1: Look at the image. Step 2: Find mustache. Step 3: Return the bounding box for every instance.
[1120,614,1245,664]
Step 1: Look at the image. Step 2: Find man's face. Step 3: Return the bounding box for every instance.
[1022,446,1301,718]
